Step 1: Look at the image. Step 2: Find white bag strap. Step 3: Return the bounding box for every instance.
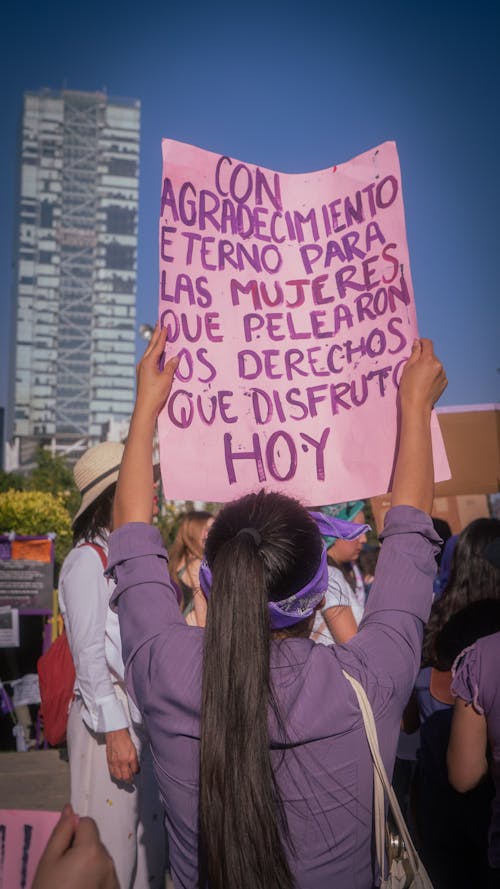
[342,670,430,884]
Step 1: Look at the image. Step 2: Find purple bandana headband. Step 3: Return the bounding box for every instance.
[198,511,369,630]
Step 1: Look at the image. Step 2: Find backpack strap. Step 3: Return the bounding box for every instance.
[81,541,108,570]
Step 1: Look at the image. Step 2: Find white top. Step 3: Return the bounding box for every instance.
[311,564,366,645]
[349,562,367,625]
[311,565,352,645]
[58,535,130,733]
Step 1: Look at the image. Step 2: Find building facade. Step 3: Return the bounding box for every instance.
[11,89,140,465]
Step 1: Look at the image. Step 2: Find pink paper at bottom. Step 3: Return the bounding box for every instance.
[0,809,59,889]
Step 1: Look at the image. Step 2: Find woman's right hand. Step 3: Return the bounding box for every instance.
[398,338,447,412]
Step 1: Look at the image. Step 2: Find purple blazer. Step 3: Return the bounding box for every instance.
[109,505,440,889]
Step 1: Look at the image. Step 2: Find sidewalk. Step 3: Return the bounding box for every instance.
[0,748,70,810]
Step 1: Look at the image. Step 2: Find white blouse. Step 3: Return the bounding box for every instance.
[311,564,366,644]
[58,535,130,733]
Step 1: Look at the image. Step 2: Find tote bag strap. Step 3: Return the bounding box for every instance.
[341,670,424,882]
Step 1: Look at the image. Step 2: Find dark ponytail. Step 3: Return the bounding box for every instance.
[199,491,322,889]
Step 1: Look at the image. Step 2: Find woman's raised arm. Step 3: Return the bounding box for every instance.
[391,338,447,513]
[113,325,178,529]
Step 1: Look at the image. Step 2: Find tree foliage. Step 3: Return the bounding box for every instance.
[0,489,73,567]
[0,470,25,492]
[26,448,80,516]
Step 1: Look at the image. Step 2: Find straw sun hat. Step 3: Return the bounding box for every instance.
[72,441,124,525]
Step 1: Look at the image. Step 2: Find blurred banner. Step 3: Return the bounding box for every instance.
[0,535,54,610]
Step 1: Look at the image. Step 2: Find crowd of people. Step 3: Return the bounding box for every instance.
[32,332,500,889]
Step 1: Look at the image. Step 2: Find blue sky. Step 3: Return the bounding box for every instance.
[1,0,499,423]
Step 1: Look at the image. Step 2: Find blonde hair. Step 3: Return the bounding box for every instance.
[169,510,213,585]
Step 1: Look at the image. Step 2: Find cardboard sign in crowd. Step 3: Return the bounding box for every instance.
[157,140,450,504]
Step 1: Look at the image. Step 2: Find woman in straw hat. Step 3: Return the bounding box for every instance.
[105,329,446,889]
[58,441,166,889]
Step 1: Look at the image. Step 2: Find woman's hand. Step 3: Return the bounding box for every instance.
[113,324,178,528]
[105,727,140,784]
[33,805,119,889]
[135,324,179,418]
[391,337,447,513]
[399,338,447,412]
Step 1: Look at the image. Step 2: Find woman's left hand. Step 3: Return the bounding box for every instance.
[33,805,119,889]
[135,324,179,417]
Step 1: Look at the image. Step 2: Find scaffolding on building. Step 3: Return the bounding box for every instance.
[54,93,105,444]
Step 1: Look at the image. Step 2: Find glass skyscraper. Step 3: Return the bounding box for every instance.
[11,89,140,463]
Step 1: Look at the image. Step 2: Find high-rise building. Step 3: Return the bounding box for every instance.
[10,89,140,466]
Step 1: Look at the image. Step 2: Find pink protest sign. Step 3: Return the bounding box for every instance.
[158,140,450,504]
[0,809,59,889]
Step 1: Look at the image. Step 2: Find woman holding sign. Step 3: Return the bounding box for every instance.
[108,327,446,889]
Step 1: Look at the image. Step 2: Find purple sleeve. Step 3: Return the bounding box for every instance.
[107,523,200,708]
[336,506,442,703]
[451,632,500,716]
[450,644,483,713]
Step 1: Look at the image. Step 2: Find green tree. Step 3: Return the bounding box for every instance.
[0,489,73,568]
[0,470,25,492]
[26,448,80,516]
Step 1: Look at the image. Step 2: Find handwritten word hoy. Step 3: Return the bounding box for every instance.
[224,428,330,485]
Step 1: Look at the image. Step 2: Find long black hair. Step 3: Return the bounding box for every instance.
[423,517,500,666]
[199,490,322,889]
[72,483,116,545]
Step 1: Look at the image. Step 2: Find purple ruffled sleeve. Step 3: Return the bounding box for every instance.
[451,644,484,715]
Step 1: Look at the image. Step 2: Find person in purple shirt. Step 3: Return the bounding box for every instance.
[448,632,500,887]
[108,329,446,889]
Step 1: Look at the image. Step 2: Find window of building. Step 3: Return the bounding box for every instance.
[40,201,54,228]
[105,243,135,271]
[42,140,56,158]
[112,273,135,293]
[106,205,135,235]
[108,157,137,177]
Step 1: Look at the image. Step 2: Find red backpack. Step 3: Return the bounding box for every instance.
[37,542,107,746]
